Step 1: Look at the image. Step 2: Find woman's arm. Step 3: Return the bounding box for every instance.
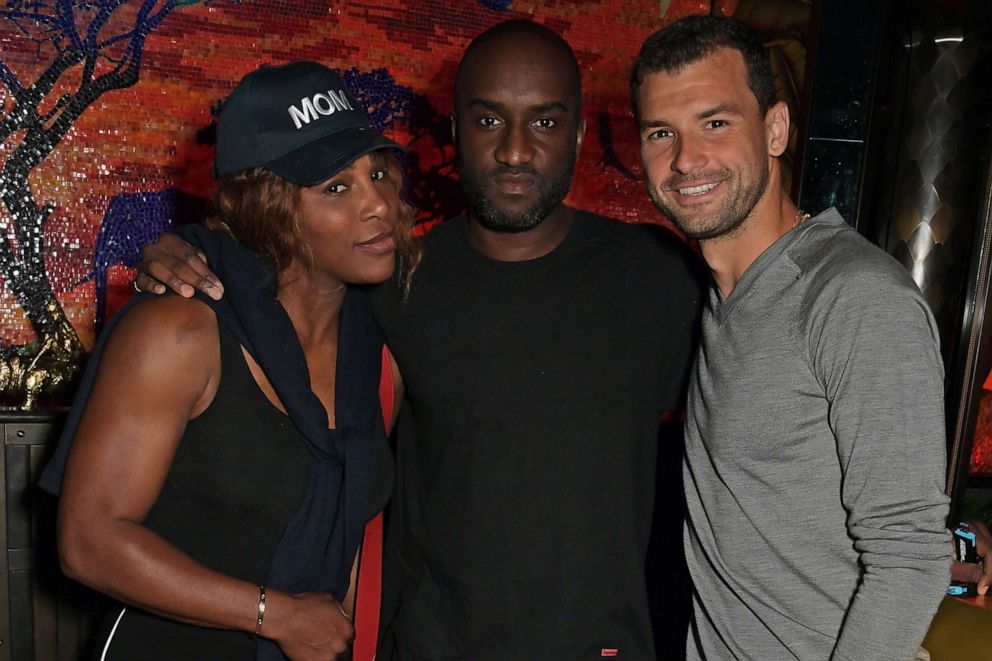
[385,346,404,432]
[58,296,353,659]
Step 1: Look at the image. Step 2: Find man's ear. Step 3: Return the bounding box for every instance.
[450,111,457,145]
[765,100,790,158]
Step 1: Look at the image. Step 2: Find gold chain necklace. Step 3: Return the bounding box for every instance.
[793,209,811,228]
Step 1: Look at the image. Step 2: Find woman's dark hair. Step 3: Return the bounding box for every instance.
[203,151,421,293]
[630,16,776,120]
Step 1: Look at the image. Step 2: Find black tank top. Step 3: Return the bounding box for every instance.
[94,322,315,659]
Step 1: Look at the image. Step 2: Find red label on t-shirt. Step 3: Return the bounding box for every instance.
[601,650,618,657]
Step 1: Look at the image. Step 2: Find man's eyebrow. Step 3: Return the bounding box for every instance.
[532,101,568,113]
[639,118,669,130]
[466,98,502,112]
[638,103,746,130]
[465,99,569,113]
[697,103,744,119]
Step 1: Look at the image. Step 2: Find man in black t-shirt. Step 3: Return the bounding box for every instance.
[371,21,701,660]
[136,20,702,660]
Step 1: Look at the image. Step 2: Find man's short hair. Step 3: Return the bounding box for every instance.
[630,15,776,120]
[455,19,582,121]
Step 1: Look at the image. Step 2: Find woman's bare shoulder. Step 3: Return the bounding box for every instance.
[109,295,218,347]
[97,296,222,410]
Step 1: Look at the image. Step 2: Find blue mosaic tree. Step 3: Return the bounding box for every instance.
[0,0,203,406]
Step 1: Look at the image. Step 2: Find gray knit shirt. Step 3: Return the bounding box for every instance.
[684,209,950,660]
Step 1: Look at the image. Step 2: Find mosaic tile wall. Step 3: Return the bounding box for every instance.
[0,0,729,359]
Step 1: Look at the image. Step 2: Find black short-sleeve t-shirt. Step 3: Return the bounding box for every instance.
[372,210,702,660]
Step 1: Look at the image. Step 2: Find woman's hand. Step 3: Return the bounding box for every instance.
[264,590,355,660]
[136,232,224,300]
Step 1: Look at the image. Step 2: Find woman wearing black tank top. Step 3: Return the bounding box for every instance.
[51,62,417,660]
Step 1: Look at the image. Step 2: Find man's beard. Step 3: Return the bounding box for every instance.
[649,163,769,241]
[458,156,575,233]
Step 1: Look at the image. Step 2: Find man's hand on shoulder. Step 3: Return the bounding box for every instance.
[136,231,224,300]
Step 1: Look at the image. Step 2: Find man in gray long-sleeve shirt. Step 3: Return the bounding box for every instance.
[631,16,951,660]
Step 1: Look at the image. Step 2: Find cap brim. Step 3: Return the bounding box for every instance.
[263,128,404,186]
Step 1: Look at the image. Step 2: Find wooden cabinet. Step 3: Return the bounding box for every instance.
[0,413,104,660]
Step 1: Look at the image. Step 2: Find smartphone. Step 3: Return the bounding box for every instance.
[949,523,981,597]
[954,523,979,564]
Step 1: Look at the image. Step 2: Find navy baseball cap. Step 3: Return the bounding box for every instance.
[214,61,402,186]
